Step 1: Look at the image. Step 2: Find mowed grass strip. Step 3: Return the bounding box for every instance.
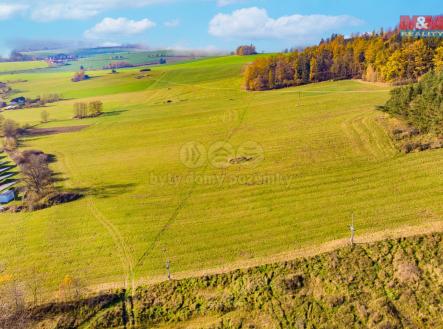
[0,56,442,297]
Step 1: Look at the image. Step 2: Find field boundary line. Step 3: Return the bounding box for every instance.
[88,220,443,292]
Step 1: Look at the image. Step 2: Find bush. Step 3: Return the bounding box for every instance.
[380,70,443,135]
[40,110,49,123]
[74,101,104,119]
[72,70,90,82]
[40,94,61,103]
[103,62,134,70]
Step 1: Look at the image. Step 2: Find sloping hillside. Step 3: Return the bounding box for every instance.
[0,56,443,299]
[3,232,442,328]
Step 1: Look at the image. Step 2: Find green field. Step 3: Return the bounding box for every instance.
[41,51,189,72]
[20,49,201,73]
[0,61,48,74]
[0,56,442,298]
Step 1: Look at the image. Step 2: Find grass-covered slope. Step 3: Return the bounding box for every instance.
[5,233,442,328]
[0,56,442,299]
[0,61,48,74]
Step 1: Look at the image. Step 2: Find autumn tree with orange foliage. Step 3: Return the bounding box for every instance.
[245,31,443,91]
[236,45,257,56]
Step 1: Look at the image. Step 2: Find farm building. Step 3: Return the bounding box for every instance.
[0,190,14,204]
[4,104,18,110]
[10,96,26,106]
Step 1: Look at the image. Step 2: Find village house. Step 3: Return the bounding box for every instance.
[46,53,77,65]
[10,96,26,106]
[0,189,14,204]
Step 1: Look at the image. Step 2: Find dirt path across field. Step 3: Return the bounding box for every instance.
[88,220,443,293]
[354,79,391,88]
[23,125,89,136]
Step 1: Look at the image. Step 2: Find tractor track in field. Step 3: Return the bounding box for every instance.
[59,147,139,327]
[341,113,397,161]
[58,71,172,327]
[134,181,197,269]
[131,78,385,276]
[58,152,134,288]
[86,200,134,287]
[133,81,254,274]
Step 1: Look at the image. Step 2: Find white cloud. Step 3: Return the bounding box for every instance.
[100,41,123,47]
[31,3,98,21]
[166,44,227,56]
[85,17,156,39]
[23,0,172,22]
[217,0,247,7]
[0,3,27,20]
[209,7,364,41]
[164,19,180,28]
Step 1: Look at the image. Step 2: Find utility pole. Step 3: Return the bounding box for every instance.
[163,246,171,281]
[166,259,171,281]
[349,213,355,246]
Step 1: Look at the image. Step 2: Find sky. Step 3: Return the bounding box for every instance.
[0,0,442,56]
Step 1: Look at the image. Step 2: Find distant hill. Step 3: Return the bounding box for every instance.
[10,47,213,73]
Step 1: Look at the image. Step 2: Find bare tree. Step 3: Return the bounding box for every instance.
[19,153,54,207]
[88,101,103,117]
[26,267,43,306]
[59,275,86,302]
[73,102,88,119]
[2,119,18,138]
[0,277,28,329]
[3,137,17,151]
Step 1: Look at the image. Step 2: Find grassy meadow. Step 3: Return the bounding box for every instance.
[0,61,48,74]
[0,55,442,297]
[39,52,185,72]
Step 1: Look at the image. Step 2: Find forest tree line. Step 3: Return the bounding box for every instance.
[380,70,443,136]
[244,31,443,91]
[236,45,257,56]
